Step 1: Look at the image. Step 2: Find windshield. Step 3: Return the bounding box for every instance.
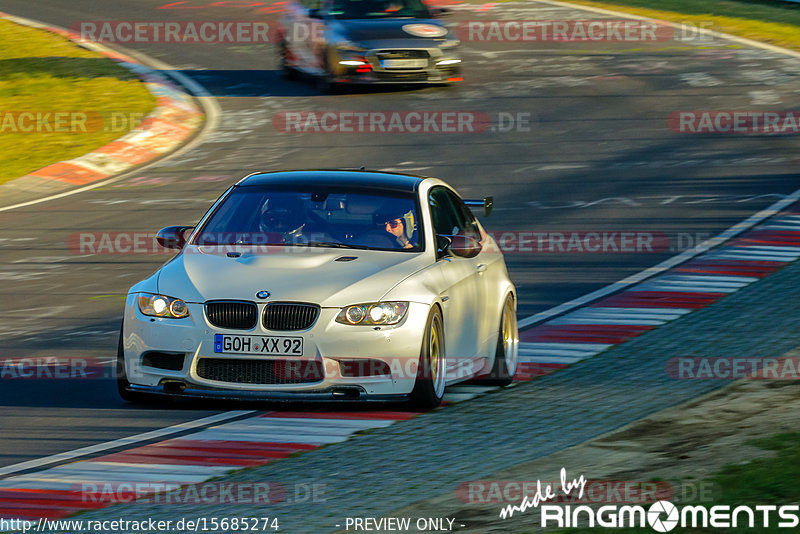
[328,0,431,19]
[193,186,423,252]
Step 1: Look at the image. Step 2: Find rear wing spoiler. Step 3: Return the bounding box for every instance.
[464,196,493,217]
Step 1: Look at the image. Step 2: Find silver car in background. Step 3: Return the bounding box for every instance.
[279,0,462,91]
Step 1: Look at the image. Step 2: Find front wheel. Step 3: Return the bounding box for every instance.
[409,307,446,410]
[116,322,159,404]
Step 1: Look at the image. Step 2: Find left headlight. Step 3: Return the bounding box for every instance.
[137,293,190,319]
[336,302,409,325]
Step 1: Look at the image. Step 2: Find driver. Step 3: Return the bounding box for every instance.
[375,206,416,249]
[259,195,307,243]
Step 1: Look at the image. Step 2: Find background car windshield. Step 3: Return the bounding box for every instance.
[329,0,431,19]
[194,187,422,251]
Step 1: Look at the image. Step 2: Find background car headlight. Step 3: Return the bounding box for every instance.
[336,302,409,325]
[137,293,190,318]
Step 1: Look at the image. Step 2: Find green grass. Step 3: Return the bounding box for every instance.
[566,0,800,52]
[0,19,156,184]
[554,432,800,533]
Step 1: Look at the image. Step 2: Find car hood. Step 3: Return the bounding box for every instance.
[157,245,429,307]
[335,18,448,45]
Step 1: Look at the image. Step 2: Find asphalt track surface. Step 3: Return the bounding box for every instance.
[0,0,798,471]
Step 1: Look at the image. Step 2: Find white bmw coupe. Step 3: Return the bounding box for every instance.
[118,170,518,408]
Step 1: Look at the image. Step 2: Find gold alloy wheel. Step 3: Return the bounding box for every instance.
[430,315,446,398]
[502,297,519,378]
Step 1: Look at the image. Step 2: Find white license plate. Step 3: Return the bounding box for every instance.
[213,334,303,356]
[381,58,427,69]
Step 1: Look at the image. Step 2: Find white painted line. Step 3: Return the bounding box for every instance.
[519,341,614,352]
[732,245,800,253]
[568,307,693,317]
[640,280,749,289]
[634,283,740,293]
[646,278,750,287]
[518,344,604,353]
[216,419,393,431]
[183,430,349,445]
[519,347,600,358]
[0,411,256,478]
[708,251,799,261]
[574,306,693,317]
[759,224,800,231]
[7,462,231,483]
[548,317,666,326]
[518,355,587,364]
[656,274,760,283]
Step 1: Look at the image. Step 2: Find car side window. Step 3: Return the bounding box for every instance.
[429,187,462,237]
[429,186,480,238]
[449,191,482,241]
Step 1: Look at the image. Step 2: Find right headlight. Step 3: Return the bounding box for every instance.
[137,293,190,319]
[336,302,409,325]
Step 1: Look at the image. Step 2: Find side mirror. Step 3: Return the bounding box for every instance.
[156,226,194,250]
[449,234,481,258]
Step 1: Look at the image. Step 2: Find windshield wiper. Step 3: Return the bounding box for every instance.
[306,241,369,250]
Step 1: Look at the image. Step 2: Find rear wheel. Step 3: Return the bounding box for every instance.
[476,294,518,386]
[409,307,446,409]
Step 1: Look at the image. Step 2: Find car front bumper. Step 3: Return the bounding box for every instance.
[121,294,432,399]
[331,47,461,84]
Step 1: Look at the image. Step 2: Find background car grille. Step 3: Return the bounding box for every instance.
[376,50,430,60]
[205,301,257,330]
[196,358,324,384]
[262,303,319,331]
[378,71,431,81]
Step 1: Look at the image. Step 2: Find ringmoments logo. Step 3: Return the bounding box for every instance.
[499,469,800,531]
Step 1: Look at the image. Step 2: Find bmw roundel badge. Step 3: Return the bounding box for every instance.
[256,291,270,299]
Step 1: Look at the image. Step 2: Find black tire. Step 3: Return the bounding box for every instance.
[315,55,339,94]
[279,41,298,81]
[409,307,446,410]
[315,71,335,94]
[117,322,159,404]
[474,294,517,386]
